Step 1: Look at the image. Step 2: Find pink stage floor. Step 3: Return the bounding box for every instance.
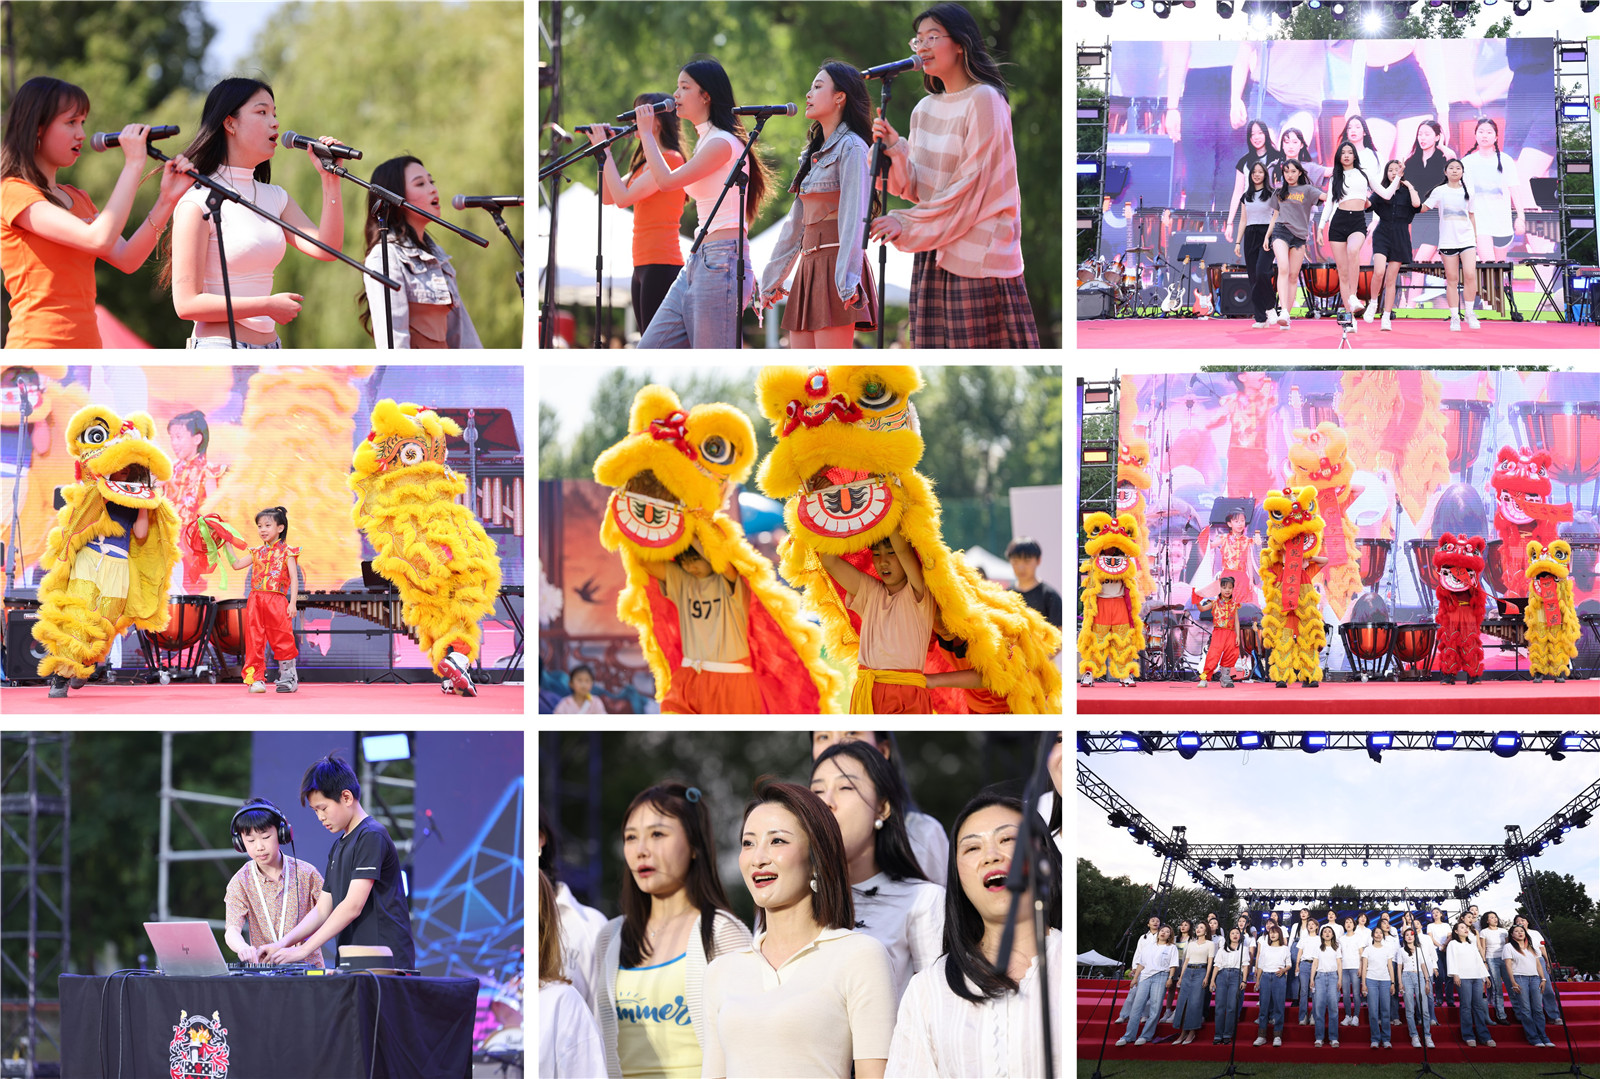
[1077,315,1599,349]
[1078,677,1598,714]
[1,681,524,715]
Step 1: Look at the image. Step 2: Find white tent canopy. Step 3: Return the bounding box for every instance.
[537,182,916,309]
[1078,950,1121,967]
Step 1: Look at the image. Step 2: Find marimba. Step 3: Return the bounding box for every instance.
[1403,262,1512,316]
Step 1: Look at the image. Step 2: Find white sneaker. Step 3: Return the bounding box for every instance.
[1351,296,1365,313]
[1381,313,1392,330]
[1426,1038,1435,1048]
[1363,304,1376,323]
[1273,1036,1282,1047]
[1278,316,1291,330]
[248,680,267,694]
[1134,1037,1149,1046]
[1466,1039,1476,1047]
[1315,1039,1323,1047]
[1252,319,1269,329]
[1486,1039,1496,1047]
[1254,1037,1267,1046]
[1116,1037,1131,1046]
[1465,311,1480,329]
[1331,1041,1341,1047]
[1412,1036,1421,1047]
[1449,314,1462,332]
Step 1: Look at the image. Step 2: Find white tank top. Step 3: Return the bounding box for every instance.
[177,165,289,334]
[684,124,745,235]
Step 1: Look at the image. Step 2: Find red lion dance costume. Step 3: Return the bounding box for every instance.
[1490,447,1572,596]
[1431,533,1487,685]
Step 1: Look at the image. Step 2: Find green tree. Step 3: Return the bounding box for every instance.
[1276,2,1503,39]
[1516,870,1595,924]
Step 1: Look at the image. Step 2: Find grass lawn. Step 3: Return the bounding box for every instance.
[1078,1062,1581,1079]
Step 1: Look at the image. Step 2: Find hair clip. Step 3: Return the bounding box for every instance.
[685,786,702,803]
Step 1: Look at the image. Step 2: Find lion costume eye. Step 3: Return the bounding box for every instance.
[1269,509,1283,520]
[82,424,107,445]
[858,381,898,410]
[399,442,425,466]
[699,434,735,465]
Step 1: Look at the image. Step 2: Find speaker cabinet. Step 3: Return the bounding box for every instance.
[4,609,48,682]
[1218,270,1255,318]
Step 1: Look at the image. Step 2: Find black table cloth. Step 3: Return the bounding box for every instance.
[60,972,477,1078]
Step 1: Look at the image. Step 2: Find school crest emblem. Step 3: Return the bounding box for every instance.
[169,1009,230,1078]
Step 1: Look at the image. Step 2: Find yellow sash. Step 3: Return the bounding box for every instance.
[849,668,927,713]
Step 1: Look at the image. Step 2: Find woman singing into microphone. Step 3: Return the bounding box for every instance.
[1,76,194,348]
[162,78,347,348]
[869,3,1039,348]
[635,57,776,348]
[586,92,688,336]
[357,155,481,348]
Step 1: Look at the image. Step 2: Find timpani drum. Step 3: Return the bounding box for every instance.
[1356,537,1392,589]
[1302,263,1340,298]
[1238,621,1261,658]
[212,598,248,657]
[149,594,212,650]
[1442,399,1492,481]
[1354,267,1375,303]
[1340,620,1396,682]
[1393,622,1438,678]
[1405,539,1442,611]
[1511,401,1600,488]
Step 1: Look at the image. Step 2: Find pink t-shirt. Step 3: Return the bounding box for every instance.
[846,574,935,671]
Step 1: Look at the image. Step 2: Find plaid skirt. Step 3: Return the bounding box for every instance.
[909,251,1040,348]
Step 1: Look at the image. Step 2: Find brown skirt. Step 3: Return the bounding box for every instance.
[781,217,879,333]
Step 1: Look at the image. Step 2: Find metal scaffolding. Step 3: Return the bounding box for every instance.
[157,732,246,925]
[1078,731,1597,755]
[1,732,70,1077]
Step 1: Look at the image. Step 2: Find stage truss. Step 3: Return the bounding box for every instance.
[1078,731,1597,754]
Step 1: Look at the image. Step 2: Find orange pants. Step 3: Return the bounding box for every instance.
[243,590,297,685]
[661,663,763,714]
[867,681,933,714]
[1202,631,1240,680]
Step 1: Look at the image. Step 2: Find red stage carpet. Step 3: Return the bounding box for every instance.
[1078,978,1600,1065]
[1078,678,1597,714]
[1077,316,1599,350]
[0,682,524,715]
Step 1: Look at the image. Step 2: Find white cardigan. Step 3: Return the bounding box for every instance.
[588,908,752,1079]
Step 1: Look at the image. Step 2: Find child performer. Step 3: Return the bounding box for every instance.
[1197,575,1244,688]
[165,411,227,593]
[224,797,324,967]
[1078,512,1144,688]
[1260,486,1329,688]
[222,506,299,693]
[1525,540,1579,683]
[820,529,936,714]
[1431,533,1487,686]
[1421,158,1478,331]
[1199,507,1261,608]
[636,544,763,713]
[868,3,1039,347]
[1,77,196,348]
[1364,159,1421,331]
[1261,159,1327,331]
[1320,141,1374,325]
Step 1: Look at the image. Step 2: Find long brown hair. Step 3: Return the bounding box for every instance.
[1,76,92,209]
[538,869,566,986]
[743,778,853,933]
[618,781,735,969]
[627,92,684,178]
[790,62,883,220]
[356,154,432,337]
[680,57,775,224]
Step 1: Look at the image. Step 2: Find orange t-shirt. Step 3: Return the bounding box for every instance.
[1,177,102,348]
[629,150,687,267]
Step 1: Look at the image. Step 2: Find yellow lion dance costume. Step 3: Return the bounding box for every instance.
[1526,540,1579,682]
[1116,437,1156,599]
[349,400,501,697]
[31,406,181,696]
[1289,422,1360,622]
[1077,512,1144,686]
[594,385,839,713]
[755,366,1061,714]
[1260,485,1328,687]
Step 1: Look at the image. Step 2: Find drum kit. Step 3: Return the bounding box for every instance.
[1083,200,1229,318]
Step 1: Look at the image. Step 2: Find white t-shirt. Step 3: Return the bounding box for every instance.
[1423,184,1476,250]
[1362,944,1394,981]
[1396,945,1435,977]
[1502,941,1543,978]
[852,873,946,1007]
[1340,934,1366,969]
[1214,945,1247,972]
[1133,940,1179,983]
[1447,939,1489,980]
[1257,942,1291,976]
[1352,926,1374,950]
[1461,149,1520,237]
[1425,922,1453,948]
[1480,926,1509,959]
[1313,944,1345,975]
[538,980,606,1079]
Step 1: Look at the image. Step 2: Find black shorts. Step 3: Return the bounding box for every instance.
[1372,222,1413,264]
[1439,246,1473,257]
[1270,224,1307,250]
[1329,208,1369,244]
[1363,55,1434,121]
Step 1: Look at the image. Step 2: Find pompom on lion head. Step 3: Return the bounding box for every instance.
[1116,438,1151,511]
[755,366,922,548]
[1083,511,1140,582]
[351,399,460,480]
[1264,485,1325,555]
[66,405,172,509]
[594,385,755,556]
[1526,539,1572,582]
[1434,532,1486,593]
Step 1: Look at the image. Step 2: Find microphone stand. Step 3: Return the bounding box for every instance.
[1206,954,1252,1079]
[862,71,901,349]
[539,124,634,340]
[4,370,36,598]
[144,146,402,348]
[691,114,774,349]
[992,731,1057,1079]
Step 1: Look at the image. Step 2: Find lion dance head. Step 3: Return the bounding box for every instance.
[1259,485,1327,684]
[1525,539,1578,678]
[1433,531,1488,613]
[1076,512,1144,682]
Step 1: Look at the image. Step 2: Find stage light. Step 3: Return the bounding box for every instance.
[1434,732,1456,750]
[1386,859,1392,867]
[1302,732,1329,753]
[1177,732,1202,760]
[1562,101,1591,123]
[1154,1,1173,16]
[1219,0,1235,15]
[1511,0,1530,12]
[1493,732,1521,758]
[1341,860,1348,867]
[1321,859,1327,866]
[362,732,411,762]
[1308,0,1320,6]
[1078,50,1107,68]
[1241,858,1254,869]
[1560,733,1585,752]
[1366,9,1384,30]
[1131,0,1145,7]
[1574,810,1594,830]
[1238,731,1262,750]
[1419,858,1432,870]
[1119,731,1143,752]
[1078,734,1093,755]
[1082,444,1112,465]
[1108,811,1130,828]
[1367,732,1392,763]
[1363,860,1369,867]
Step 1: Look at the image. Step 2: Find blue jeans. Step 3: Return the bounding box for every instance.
[1512,973,1549,1045]
[1437,945,1456,1007]
[1458,977,1491,1042]
[1538,958,1563,1021]
[1124,974,1167,1042]
[1297,957,1315,1013]
[637,238,753,348]
[1215,968,1242,1039]
[1258,970,1287,1035]
[1367,980,1393,1044]
[1401,970,1432,1039]
[1341,967,1362,1019]
[1313,971,1340,1041]
[187,335,281,348]
[1487,956,1510,1019]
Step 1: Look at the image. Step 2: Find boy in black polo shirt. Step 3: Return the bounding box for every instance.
[264,753,415,970]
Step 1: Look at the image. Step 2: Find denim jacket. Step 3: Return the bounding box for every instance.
[363,234,483,349]
[760,125,871,305]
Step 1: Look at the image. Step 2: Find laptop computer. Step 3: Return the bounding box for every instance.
[143,921,231,977]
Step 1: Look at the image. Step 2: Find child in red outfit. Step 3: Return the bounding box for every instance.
[165,411,227,594]
[1198,576,1244,688]
[223,506,300,693]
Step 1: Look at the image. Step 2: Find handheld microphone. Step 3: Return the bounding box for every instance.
[543,122,573,144]
[90,125,180,151]
[732,104,798,118]
[452,194,523,211]
[616,99,676,123]
[279,131,364,161]
[859,56,925,81]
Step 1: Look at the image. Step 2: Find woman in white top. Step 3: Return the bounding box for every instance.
[1117,924,1179,1046]
[1448,920,1494,1047]
[1462,116,1528,261]
[1479,911,1511,1023]
[1289,908,1318,1024]
[165,78,347,347]
[1421,158,1480,331]
[590,782,753,1079]
[703,780,894,1079]
[1321,140,1376,323]
[1360,924,1396,1048]
[1310,925,1345,1047]
[886,790,1062,1077]
[1210,927,1249,1045]
[810,740,944,1006]
[1338,916,1366,1026]
[540,870,606,1079]
[539,810,607,1001]
[1513,915,1565,1023]
[1173,921,1215,1044]
[1253,923,1292,1046]
[636,57,776,349]
[1396,926,1436,1048]
[1503,924,1556,1048]
[811,732,950,886]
